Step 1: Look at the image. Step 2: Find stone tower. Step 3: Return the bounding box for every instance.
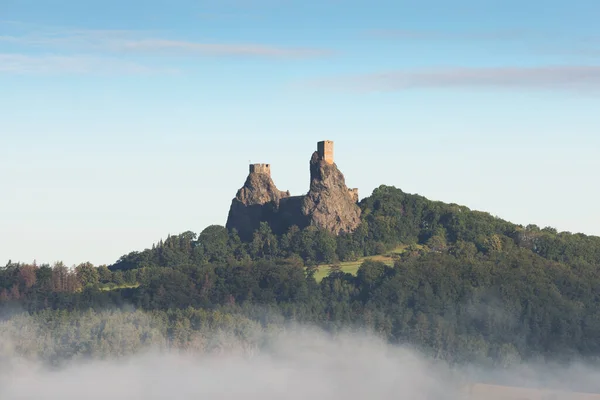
[317,140,334,164]
[249,163,271,176]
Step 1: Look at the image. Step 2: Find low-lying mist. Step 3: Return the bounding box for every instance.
[1,310,600,400]
[0,325,458,399]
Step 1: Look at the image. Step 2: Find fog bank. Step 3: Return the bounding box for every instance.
[2,322,600,400]
[0,327,459,400]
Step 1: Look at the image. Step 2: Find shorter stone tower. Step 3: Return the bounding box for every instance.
[317,140,334,165]
[249,163,271,176]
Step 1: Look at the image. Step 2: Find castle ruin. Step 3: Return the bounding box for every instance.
[249,163,271,175]
[317,140,334,165]
[226,140,362,240]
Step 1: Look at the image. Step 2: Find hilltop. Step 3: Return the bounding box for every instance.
[226,140,361,240]
[2,166,600,366]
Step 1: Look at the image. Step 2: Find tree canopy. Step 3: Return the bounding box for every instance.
[2,185,600,366]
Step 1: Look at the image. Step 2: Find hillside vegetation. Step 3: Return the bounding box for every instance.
[2,185,600,366]
[312,245,411,282]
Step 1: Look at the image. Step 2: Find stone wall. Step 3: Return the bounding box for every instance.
[317,140,334,164]
[348,188,359,203]
[249,163,271,176]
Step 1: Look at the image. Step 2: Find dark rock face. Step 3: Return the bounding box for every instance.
[225,171,290,241]
[301,152,361,234]
[275,196,310,234]
[225,142,361,240]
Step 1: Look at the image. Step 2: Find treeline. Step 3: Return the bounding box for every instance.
[2,185,600,365]
[108,185,600,270]
[0,308,274,366]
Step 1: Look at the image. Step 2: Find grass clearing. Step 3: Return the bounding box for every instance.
[99,283,140,292]
[311,244,421,282]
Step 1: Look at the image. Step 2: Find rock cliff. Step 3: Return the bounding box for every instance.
[301,151,361,234]
[225,168,290,241]
[225,141,361,240]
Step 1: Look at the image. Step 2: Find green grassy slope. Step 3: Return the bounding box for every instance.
[312,245,419,282]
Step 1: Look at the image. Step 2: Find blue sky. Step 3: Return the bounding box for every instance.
[1,0,599,266]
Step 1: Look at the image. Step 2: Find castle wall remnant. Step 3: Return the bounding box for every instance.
[317,140,334,164]
[348,188,359,203]
[249,163,271,176]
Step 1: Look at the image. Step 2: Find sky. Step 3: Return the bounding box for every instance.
[1,0,599,266]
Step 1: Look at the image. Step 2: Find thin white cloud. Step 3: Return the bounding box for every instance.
[0,23,333,59]
[364,28,600,60]
[116,39,332,58]
[197,11,265,21]
[0,53,176,75]
[0,22,332,75]
[536,47,600,58]
[365,29,532,41]
[306,66,600,93]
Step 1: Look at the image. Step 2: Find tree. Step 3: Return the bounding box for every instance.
[450,241,477,260]
[51,262,69,292]
[198,225,231,263]
[97,265,113,284]
[9,284,20,300]
[75,262,99,287]
[495,343,521,368]
[36,265,53,291]
[315,229,337,263]
[113,270,125,286]
[427,234,447,252]
[18,264,37,289]
[356,260,389,292]
[482,234,503,254]
[124,269,137,285]
[250,222,278,259]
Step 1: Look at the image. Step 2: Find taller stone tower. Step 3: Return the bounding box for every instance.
[317,140,334,165]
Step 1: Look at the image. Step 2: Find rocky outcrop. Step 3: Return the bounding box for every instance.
[225,141,361,240]
[226,169,290,241]
[301,152,361,234]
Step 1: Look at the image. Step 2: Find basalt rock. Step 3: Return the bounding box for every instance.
[225,141,361,240]
[225,164,290,241]
[301,151,361,234]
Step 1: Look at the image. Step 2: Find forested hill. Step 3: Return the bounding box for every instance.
[2,185,600,366]
[108,184,600,270]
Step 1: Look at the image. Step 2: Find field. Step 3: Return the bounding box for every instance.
[466,383,600,400]
[99,245,421,289]
[311,245,417,282]
[99,283,140,292]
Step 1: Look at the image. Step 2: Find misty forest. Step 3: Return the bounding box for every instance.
[3,185,600,370]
